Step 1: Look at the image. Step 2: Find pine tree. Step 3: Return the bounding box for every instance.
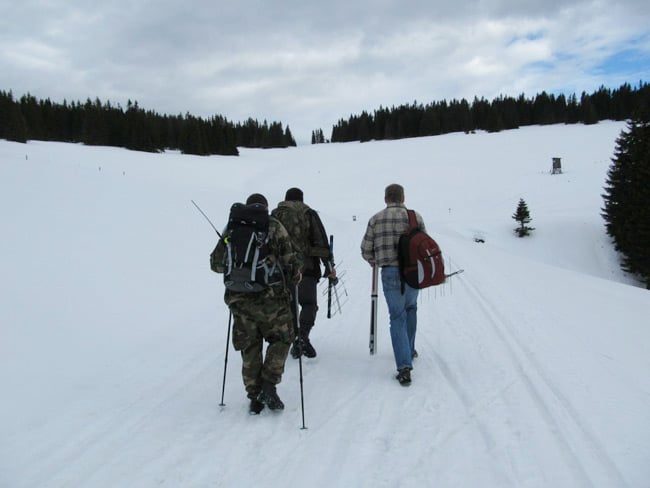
[602,112,650,288]
[283,126,296,147]
[0,91,28,143]
[512,198,535,237]
[311,129,325,144]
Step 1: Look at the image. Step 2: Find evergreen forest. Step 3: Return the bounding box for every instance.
[0,93,296,156]
[329,82,650,143]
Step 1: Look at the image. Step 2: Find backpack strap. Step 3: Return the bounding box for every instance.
[406,209,418,231]
[307,208,331,259]
[400,209,417,295]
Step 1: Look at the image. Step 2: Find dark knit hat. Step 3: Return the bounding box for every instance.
[285,187,304,202]
[246,193,268,207]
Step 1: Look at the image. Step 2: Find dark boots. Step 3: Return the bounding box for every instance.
[290,327,317,359]
[396,368,412,386]
[300,336,317,358]
[257,380,284,410]
[249,398,265,415]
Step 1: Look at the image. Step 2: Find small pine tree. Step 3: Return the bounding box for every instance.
[512,198,535,237]
[311,128,325,144]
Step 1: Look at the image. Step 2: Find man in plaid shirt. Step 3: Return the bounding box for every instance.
[361,183,426,386]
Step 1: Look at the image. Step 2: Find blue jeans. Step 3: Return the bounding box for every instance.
[381,266,418,371]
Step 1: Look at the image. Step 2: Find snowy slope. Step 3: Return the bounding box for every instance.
[1,121,649,488]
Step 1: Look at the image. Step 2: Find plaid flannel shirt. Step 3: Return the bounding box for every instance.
[360,203,426,267]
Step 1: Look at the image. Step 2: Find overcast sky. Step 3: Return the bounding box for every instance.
[1,1,649,144]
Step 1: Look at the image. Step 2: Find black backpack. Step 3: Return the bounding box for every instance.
[221,203,282,292]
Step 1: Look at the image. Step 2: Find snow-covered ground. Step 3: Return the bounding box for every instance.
[1,121,648,487]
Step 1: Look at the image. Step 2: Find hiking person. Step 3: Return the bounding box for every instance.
[211,193,302,413]
[360,184,425,386]
[271,187,336,359]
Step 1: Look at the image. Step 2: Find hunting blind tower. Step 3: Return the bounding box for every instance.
[551,157,562,174]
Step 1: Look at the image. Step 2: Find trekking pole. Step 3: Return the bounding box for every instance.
[369,265,378,355]
[219,312,232,407]
[295,284,307,429]
[327,235,333,319]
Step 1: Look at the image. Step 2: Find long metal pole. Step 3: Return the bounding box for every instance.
[327,235,333,318]
[191,199,222,237]
[296,284,307,429]
[219,312,232,407]
[369,265,378,355]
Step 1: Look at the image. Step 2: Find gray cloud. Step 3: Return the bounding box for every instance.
[1,0,649,143]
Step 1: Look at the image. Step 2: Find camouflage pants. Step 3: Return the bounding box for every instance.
[226,286,293,400]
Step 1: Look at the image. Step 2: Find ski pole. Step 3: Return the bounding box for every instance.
[369,265,378,355]
[219,312,232,407]
[295,284,307,429]
[327,235,333,319]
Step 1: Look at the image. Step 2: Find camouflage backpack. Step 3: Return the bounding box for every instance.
[271,201,310,257]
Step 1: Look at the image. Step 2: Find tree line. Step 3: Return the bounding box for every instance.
[329,82,650,143]
[0,92,296,155]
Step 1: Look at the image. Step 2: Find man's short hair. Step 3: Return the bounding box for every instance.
[285,187,304,202]
[384,184,404,203]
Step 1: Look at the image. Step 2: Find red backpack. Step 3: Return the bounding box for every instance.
[398,209,445,291]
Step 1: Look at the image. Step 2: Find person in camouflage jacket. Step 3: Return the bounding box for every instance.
[271,187,336,359]
[211,193,302,414]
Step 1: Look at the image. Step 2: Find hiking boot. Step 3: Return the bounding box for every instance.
[290,339,302,359]
[396,368,412,386]
[291,336,317,359]
[258,381,285,410]
[300,337,317,358]
[249,398,265,415]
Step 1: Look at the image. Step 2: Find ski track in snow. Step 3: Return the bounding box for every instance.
[451,270,629,487]
[18,344,220,487]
